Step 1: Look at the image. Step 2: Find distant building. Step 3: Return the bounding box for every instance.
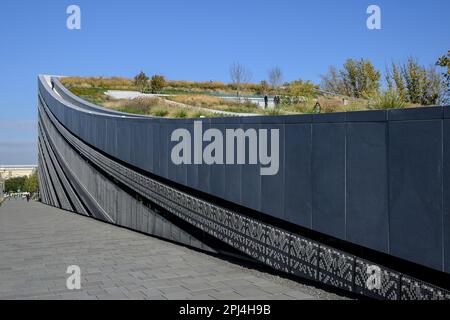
[0,165,38,180]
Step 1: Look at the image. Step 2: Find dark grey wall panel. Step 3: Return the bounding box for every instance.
[117,119,132,164]
[160,124,169,179]
[346,122,389,253]
[445,120,450,273]
[105,118,117,158]
[197,122,211,194]
[167,122,182,184]
[130,121,146,170]
[224,163,241,204]
[224,123,242,204]
[144,122,154,173]
[94,115,107,153]
[240,124,261,211]
[152,120,161,176]
[284,124,312,228]
[389,120,443,270]
[209,124,226,199]
[260,124,284,218]
[186,123,199,190]
[311,123,346,239]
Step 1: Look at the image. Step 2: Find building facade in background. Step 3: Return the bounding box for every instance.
[0,166,38,180]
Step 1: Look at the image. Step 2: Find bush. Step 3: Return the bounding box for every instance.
[151,106,169,117]
[373,89,406,110]
[170,109,188,118]
[151,75,166,93]
[192,110,211,118]
[5,176,27,193]
[134,72,149,93]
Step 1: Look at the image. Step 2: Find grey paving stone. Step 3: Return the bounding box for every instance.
[0,199,345,300]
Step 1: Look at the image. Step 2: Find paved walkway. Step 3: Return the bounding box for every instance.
[0,199,344,300]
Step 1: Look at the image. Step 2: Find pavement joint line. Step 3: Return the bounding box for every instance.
[0,199,345,300]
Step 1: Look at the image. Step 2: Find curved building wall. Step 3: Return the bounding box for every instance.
[38,75,450,299]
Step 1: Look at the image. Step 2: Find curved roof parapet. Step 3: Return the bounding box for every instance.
[40,75,152,119]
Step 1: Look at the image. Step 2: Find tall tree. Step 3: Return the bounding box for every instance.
[24,171,39,193]
[402,57,424,104]
[321,59,380,98]
[268,66,283,93]
[229,62,252,101]
[386,57,443,105]
[321,66,345,94]
[134,71,149,93]
[437,50,450,103]
[391,62,407,101]
[258,80,270,95]
[340,59,380,98]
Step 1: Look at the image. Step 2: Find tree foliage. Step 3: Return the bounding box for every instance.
[4,171,39,193]
[150,75,166,94]
[134,71,149,93]
[24,171,39,193]
[373,88,406,110]
[5,177,26,193]
[287,80,319,97]
[321,59,381,98]
[386,57,443,105]
[436,50,450,103]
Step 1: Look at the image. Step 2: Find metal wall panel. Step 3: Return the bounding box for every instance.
[260,124,284,218]
[346,122,389,253]
[389,120,443,270]
[311,123,346,239]
[284,123,312,228]
[444,120,450,274]
[209,123,227,199]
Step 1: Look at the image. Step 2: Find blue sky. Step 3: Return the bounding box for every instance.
[0,0,449,165]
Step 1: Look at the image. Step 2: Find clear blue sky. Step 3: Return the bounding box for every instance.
[0,0,449,165]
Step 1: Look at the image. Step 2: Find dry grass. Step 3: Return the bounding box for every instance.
[281,96,371,114]
[61,77,259,95]
[167,94,227,107]
[102,96,216,118]
[165,80,260,93]
[61,77,135,90]
[166,94,261,114]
